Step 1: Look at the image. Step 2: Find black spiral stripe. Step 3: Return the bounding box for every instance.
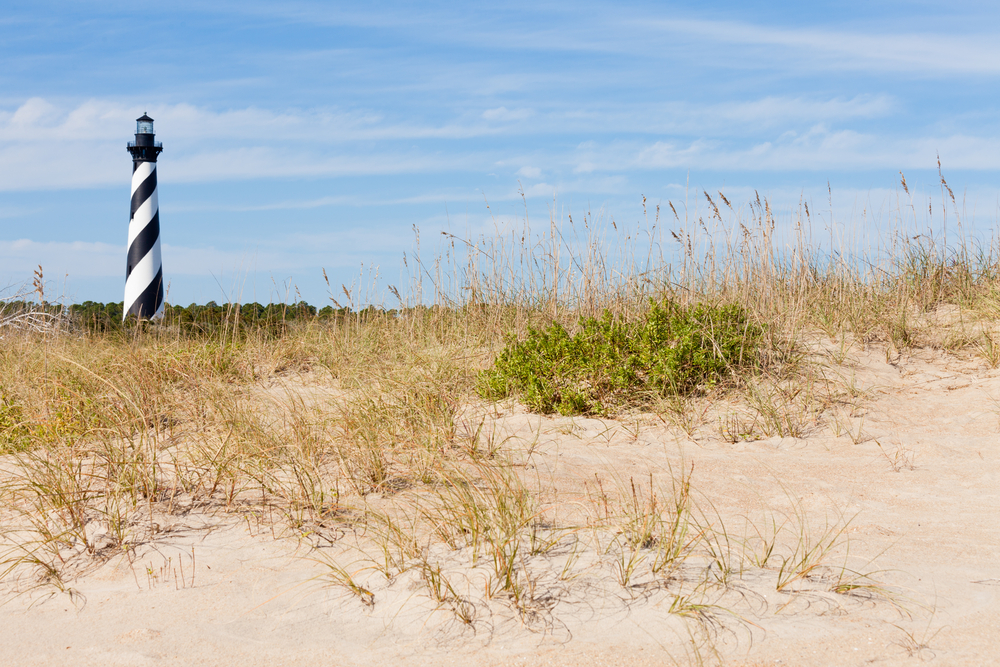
[131,266,164,320]
[126,211,159,278]
[130,168,157,218]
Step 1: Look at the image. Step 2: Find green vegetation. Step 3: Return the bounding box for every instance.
[49,300,349,334]
[479,300,762,415]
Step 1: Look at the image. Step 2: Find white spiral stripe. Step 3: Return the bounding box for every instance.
[128,190,158,247]
[123,242,161,311]
[131,161,154,193]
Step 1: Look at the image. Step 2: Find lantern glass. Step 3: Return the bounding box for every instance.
[137,120,154,134]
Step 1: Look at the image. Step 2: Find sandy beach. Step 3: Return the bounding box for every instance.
[3,336,998,667]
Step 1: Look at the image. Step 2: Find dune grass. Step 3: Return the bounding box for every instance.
[1,180,997,637]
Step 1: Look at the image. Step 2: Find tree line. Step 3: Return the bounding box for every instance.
[0,300,385,334]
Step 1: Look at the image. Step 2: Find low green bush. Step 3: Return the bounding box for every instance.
[478,300,763,416]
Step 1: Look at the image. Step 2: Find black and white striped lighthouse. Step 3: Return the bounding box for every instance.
[124,114,164,320]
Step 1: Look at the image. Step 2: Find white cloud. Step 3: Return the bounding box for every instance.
[631,126,1000,172]
[698,95,894,126]
[534,94,895,138]
[9,98,59,128]
[0,98,477,143]
[0,238,283,279]
[521,182,556,198]
[0,221,424,287]
[0,93,992,195]
[482,106,534,121]
[0,100,487,191]
[167,195,356,213]
[0,98,519,190]
[166,147,459,183]
[232,4,1000,77]
[643,18,1000,75]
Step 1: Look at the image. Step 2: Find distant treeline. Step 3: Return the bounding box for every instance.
[1,300,386,334]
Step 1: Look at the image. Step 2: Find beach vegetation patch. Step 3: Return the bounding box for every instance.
[478,299,763,416]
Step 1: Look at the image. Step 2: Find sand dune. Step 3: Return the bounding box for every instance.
[3,340,999,666]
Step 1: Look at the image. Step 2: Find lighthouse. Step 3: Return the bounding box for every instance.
[124,114,164,320]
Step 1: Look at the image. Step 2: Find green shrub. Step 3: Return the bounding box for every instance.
[479,300,762,416]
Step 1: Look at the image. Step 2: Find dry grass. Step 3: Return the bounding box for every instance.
[2,179,998,645]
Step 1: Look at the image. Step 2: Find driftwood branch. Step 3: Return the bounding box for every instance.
[0,310,59,334]
[0,283,64,336]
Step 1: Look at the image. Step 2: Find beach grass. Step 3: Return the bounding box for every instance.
[1,179,997,639]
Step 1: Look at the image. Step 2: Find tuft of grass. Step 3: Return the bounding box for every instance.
[418,560,476,625]
[774,508,853,593]
[420,461,542,610]
[875,439,916,472]
[314,556,375,607]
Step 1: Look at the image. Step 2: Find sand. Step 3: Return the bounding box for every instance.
[3,341,999,666]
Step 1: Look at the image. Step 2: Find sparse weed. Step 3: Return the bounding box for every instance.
[828,409,870,444]
[314,556,375,607]
[419,560,475,624]
[890,608,944,660]
[717,410,764,443]
[774,509,853,593]
[742,380,809,439]
[875,439,916,472]
[976,330,1000,367]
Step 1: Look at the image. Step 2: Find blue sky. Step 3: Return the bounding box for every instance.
[2,0,999,306]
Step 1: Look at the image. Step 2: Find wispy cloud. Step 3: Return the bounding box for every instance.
[167,195,357,213]
[0,204,42,219]
[168,189,494,213]
[482,107,534,122]
[0,93,893,146]
[0,93,908,191]
[0,99,488,191]
[640,18,1000,75]
[0,239,123,277]
[0,98,500,144]
[210,2,1000,77]
[0,234,403,282]
[167,148,464,183]
[633,127,1000,171]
